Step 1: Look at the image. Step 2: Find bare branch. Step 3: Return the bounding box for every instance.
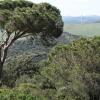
[14,29,28,40]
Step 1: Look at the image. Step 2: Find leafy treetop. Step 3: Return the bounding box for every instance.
[0,0,63,82]
[0,0,63,39]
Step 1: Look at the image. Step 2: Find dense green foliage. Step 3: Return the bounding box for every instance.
[43,37,100,100]
[1,37,100,100]
[0,0,33,10]
[29,37,100,100]
[0,87,47,100]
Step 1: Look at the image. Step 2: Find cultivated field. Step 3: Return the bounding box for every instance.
[64,23,100,37]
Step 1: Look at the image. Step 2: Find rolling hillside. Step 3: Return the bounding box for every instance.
[64,23,100,37]
[7,32,80,57]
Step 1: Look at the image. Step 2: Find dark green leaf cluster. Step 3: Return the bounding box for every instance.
[0,0,33,10]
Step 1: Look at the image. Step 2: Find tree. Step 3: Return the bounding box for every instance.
[0,0,63,82]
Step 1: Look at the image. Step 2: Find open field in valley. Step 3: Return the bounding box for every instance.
[64,23,100,37]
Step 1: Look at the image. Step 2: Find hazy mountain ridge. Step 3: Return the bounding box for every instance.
[63,15,100,24]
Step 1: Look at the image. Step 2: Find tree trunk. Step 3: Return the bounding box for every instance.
[0,47,8,86]
[0,62,3,86]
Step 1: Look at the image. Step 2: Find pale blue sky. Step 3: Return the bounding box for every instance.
[29,0,100,16]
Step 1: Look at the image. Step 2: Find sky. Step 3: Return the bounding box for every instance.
[29,0,100,16]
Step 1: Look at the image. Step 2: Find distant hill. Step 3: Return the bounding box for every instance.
[63,15,100,24]
[7,32,80,59]
[57,32,80,44]
[95,20,100,23]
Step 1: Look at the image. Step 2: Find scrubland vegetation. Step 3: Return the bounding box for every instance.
[1,36,100,100]
[0,0,100,100]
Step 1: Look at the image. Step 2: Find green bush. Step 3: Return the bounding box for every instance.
[0,87,47,100]
[3,54,41,87]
